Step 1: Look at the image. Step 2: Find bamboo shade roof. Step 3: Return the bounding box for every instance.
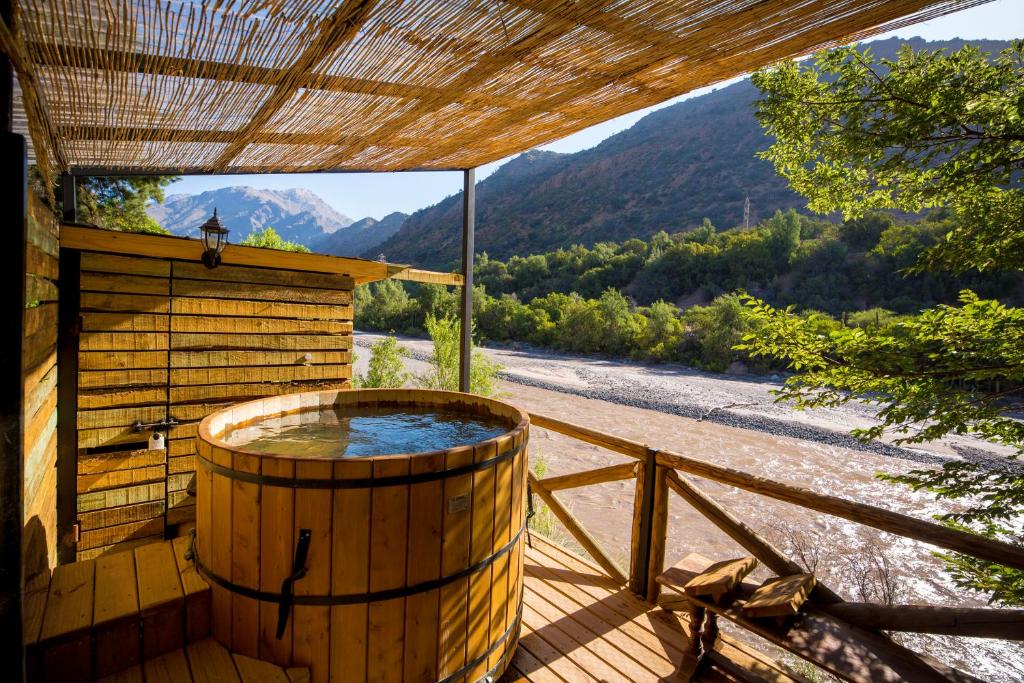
[0,0,990,185]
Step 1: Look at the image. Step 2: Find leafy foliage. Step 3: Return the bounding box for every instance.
[239,226,311,252]
[745,41,1024,605]
[31,168,176,234]
[418,314,503,396]
[354,336,411,389]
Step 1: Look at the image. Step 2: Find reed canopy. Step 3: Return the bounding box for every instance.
[1,0,989,186]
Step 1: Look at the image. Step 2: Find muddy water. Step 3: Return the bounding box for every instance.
[509,383,1023,681]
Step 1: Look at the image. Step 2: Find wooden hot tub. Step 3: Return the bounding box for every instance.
[194,388,529,683]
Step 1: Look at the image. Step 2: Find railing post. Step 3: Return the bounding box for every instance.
[630,448,668,600]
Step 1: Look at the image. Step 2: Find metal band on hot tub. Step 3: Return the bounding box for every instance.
[196,440,524,488]
[193,519,527,605]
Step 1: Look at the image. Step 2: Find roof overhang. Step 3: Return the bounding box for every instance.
[1,0,992,184]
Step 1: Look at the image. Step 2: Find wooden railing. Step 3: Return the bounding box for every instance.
[525,411,1024,642]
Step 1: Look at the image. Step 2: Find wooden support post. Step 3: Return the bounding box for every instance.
[61,173,76,223]
[458,167,475,393]
[629,449,657,596]
[56,249,80,564]
[0,0,26,669]
[527,471,627,585]
[645,464,669,603]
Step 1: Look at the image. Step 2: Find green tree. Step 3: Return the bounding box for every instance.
[355,336,411,389]
[32,169,176,234]
[239,226,311,252]
[746,41,1024,604]
[419,314,502,396]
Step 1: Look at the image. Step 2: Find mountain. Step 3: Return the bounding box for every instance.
[372,37,1011,269]
[148,186,354,246]
[311,212,409,257]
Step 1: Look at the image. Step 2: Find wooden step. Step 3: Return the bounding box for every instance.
[25,537,211,681]
[95,639,309,683]
[741,574,816,620]
[680,556,758,603]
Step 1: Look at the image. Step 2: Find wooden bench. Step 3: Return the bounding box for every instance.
[658,553,982,683]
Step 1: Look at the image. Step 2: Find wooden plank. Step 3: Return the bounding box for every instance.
[80,350,169,370]
[742,574,817,619]
[172,297,351,320]
[172,535,212,643]
[82,312,169,332]
[79,517,165,551]
[77,405,166,430]
[330,459,372,683]
[77,464,166,492]
[79,368,169,389]
[94,550,141,677]
[520,602,626,681]
[170,364,349,386]
[403,453,444,682]
[170,332,351,352]
[390,267,463,286]
[819,602,1024,640]
[142,648,193,683]
[81,292,170,314]
[234,653,290,683]
[174,260,354,290]
[77,481,165,512]
[293,459,333,683]
[23,568,50,646]
[79,447,166,475]
[286,668,312,683]
[438,446,474,679]
[78,385,168,410]
[173,278,352,305]
[81,272,170,296]
[231,451,261,658]
[79,500,165,531]
[259,456,294,665]
[528,412,647,459]
[171,315,349,335]
[81,252,171,277]
[367,457,410,683]
[79,332,169,351]
[39,559,95,682]
[78,425,151,450]
[187,638,242,683]
[98,665,144,683]
[76,536,163,562]
[656,450,1024,573]
[169,454,196,474]
[169,379,348,404]
[516,619,599,683]
[527,471,627,586]
[680,556,758,603]
[538,461,636,492]
[488,447,514,671]
[170,350,351,368]
[135,541,185,658]
[62,224,386,284]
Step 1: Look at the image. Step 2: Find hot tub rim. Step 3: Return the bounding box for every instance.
[197,387,530,464]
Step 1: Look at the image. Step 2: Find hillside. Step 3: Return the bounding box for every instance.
[311,212,408,257]
[148,186,353,246]
[373,37,1010,269]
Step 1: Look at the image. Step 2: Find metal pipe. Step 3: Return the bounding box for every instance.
[459,168,475,393]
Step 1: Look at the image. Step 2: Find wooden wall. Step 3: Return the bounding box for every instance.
[23,194,59,577]
[73,244,353,560]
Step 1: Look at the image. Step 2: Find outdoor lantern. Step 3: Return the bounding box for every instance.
[199,208,229,268]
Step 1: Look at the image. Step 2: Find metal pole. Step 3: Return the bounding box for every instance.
[458,168,475,393]
[61,173,77,223]
[0,0,27,672]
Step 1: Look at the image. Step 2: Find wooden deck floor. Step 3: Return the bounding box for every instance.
[504,534,798,683]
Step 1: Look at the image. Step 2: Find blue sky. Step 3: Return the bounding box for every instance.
[166,0,1022,222]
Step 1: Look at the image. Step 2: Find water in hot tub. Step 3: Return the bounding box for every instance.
[224,406,509,458]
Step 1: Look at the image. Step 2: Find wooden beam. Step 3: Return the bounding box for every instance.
[528,471,627,585]
[390,268,464,287]
[59,224,398,284]
[819,602,1024,640]
[656,450,1024,573]
[213,0,380,169]
[538,461,637,492]
[527,412,647,459]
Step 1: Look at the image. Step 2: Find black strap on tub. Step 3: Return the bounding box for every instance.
[276,528,311,639]
[194,521,526,607]
[196,441,523,489]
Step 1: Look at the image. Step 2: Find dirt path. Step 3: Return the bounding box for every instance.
[354,333,1022,680]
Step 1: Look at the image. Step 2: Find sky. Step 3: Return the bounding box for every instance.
[165,0,1022,222]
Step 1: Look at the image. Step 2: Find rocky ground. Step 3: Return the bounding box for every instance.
[355,333,1023,681]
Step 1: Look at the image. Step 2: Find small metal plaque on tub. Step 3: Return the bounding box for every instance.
[447,493,470,514]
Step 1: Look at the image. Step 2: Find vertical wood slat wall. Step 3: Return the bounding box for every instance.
[73,243,354,561]
[23,194,59,577]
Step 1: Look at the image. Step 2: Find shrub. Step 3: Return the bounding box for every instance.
[419,314,503,396]
[355,336,411,388]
